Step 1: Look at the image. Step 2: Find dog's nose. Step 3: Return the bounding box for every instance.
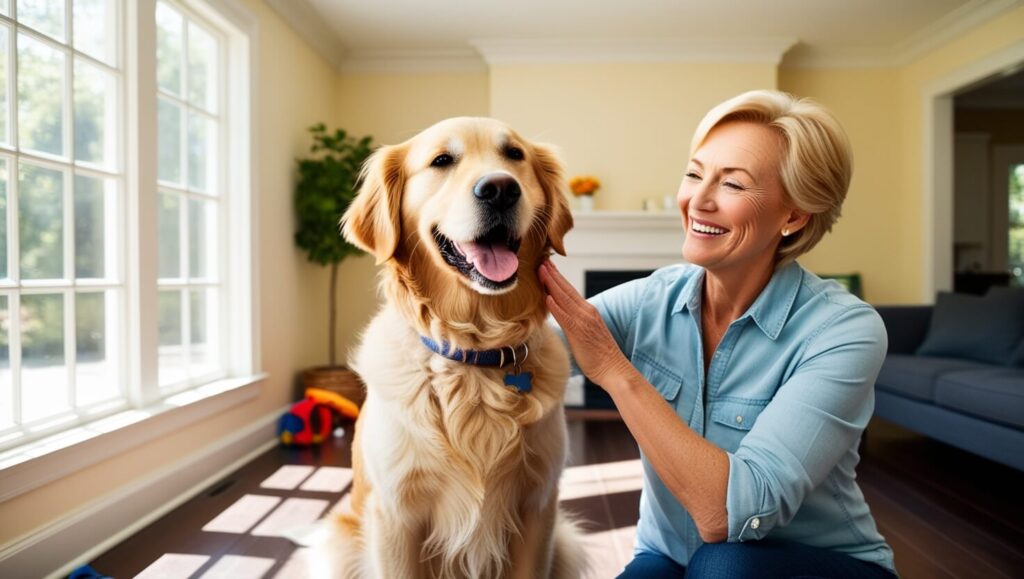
[473,174,521,211]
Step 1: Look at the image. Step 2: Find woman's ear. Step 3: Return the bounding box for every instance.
[531,142,573,255]
[782,210,811,236]
[341,144,406,264]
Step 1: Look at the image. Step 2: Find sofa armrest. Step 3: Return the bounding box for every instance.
[875,305,933,354]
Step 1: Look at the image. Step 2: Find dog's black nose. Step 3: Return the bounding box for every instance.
[473,174,521,211]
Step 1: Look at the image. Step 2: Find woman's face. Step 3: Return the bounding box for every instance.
[678,121,805,274]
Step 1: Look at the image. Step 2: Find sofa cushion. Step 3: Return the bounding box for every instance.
[934,368,1024,429]
[987,287,1024,367]
[874,354,993,402]
[916,291,1024,365]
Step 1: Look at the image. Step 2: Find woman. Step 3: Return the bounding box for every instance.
[539,90,898,578]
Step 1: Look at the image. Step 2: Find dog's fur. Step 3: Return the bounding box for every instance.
[319,117,581,578]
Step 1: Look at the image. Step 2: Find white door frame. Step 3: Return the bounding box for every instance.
[922,40,1024,300]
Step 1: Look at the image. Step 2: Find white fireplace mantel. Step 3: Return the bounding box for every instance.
[551,210,687,294]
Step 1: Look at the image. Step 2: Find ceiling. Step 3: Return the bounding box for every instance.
[291,0,1021,69]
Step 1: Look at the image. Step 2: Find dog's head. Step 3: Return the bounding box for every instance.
[342,117,572,297]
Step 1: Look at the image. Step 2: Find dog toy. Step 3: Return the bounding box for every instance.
[278,389,360,446]
[278,397,333,445]
[305,387,360,420]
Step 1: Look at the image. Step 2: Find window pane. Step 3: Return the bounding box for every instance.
[158,289,185,387]
[156,1,182,97]
[18,33,67,157]
[73,0,117,65]
[76,291,118,406]
[0,1,8,16]
[0,25,9,146]
[75,174,111,278]
[188,198,216,279]
[0,295,10,430]
[0,158,7,279]
[21,293,68,422]
[158,97,182,184]
[189,288,218,377]
[158,192,180,278]
[19,163,64,280]
[187,113,216,194]
[18,0,66,43]
[74,58,117,169]
[187,22,217,112]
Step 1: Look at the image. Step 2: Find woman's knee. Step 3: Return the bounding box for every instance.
[687,542,759,577]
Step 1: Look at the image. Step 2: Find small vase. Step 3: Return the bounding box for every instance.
[579,195,594,212]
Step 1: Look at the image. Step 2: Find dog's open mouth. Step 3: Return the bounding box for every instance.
[433,225,522,291]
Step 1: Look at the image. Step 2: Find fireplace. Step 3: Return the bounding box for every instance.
[550,211,685,408]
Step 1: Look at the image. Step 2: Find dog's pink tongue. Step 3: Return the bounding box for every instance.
[459,241,518,282]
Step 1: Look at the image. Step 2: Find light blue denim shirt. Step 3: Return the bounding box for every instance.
[565,261,896,573]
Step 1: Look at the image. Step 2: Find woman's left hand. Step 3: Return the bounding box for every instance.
[539,259,634,390]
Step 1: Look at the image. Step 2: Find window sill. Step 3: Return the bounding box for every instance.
[0,374,267,503]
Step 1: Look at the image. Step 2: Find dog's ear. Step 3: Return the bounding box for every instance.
[531,143,573,256]
[341,144,406,265]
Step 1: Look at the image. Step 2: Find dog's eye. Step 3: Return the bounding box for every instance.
[504,146,525,161]
[431,153,454,168]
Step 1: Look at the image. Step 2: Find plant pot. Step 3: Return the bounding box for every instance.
[301,365,366,408]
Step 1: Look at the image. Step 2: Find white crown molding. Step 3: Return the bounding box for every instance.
[784,0,1023,69]
[470,37,798,66]
[340,48,488,74]
[262,0,347,71]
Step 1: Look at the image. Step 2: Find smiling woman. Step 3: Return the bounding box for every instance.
[540,90,898,579]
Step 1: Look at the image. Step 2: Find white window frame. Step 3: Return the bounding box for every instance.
[0,0,261,502]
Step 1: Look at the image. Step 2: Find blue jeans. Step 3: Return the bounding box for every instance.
[616,541,898,578]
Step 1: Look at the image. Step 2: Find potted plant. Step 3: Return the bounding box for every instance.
[294,123,374,406]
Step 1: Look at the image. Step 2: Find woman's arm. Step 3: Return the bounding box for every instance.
[539,260,731,542]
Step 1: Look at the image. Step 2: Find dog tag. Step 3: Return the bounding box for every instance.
[504,371,533,393]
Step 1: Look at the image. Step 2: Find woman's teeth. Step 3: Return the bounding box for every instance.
[692,221,727,235]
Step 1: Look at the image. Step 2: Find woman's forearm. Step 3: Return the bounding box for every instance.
[605,367,731,543]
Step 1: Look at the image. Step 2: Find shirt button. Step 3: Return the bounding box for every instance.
[735,415,744,424]
[750,517,761,530]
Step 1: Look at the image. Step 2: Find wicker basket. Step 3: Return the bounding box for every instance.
[302,366,366,408]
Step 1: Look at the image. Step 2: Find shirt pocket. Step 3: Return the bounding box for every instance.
[633,351,683,402]
[710,397,770,432]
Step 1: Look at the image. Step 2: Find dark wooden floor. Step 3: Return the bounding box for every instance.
[89,416,1024,578]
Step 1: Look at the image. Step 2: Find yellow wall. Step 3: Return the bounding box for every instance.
[0,0,340,548]
[490,62,778,212]
[778,68,905,304]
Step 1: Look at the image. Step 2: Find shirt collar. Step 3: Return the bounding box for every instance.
[672,261,803,341]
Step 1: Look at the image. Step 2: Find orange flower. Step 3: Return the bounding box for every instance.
[569,176,600,197]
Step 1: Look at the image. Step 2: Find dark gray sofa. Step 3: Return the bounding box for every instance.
[873,303,1024,471]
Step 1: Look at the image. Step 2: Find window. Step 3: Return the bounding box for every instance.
[155,1,223,392]
[0,0,254,457]
[1010,164,1023,286]
[1,0,123,441]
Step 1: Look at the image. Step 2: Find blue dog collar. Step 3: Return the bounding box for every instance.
[419,336,533,393]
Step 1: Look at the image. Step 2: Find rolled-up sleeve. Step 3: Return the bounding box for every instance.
[725,305,888,542]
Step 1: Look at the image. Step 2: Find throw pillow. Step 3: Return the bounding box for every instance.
[916,290,1024,365]
[986,286,1024,367]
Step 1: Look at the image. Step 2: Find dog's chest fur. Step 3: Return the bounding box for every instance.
[351,305,569,575]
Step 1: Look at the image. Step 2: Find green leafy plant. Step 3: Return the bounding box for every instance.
[294,123,374,366]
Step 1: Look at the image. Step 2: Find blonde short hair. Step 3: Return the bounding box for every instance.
[690,90,853,266]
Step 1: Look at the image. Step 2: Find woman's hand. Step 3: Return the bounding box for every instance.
[538,259,635,390]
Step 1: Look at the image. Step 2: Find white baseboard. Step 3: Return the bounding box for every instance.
[0,406,287,579]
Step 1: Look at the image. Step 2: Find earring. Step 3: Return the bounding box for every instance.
[781,229,790,237]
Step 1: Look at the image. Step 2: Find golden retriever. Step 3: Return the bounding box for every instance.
[321,117,581,578]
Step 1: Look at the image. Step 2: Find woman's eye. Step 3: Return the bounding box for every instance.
[723,181,744,190]
[504,146,525,161]
[685,172,701,180]
[431,153,454,168]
